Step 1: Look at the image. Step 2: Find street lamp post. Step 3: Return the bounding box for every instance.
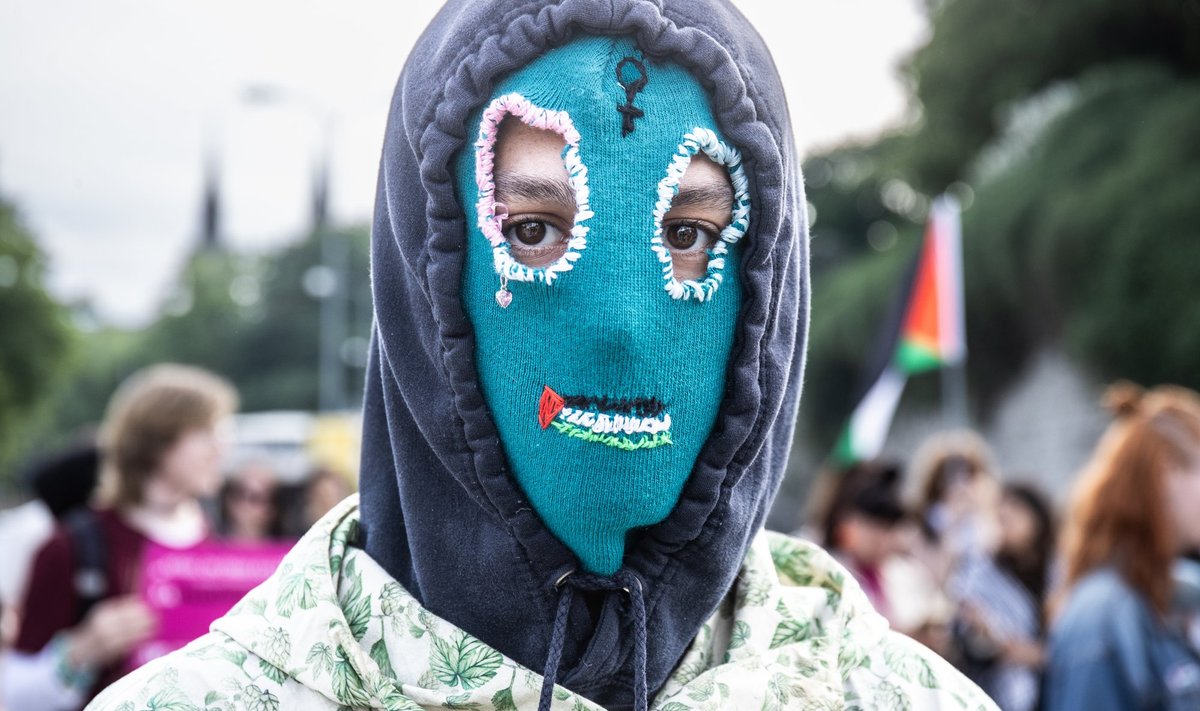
[243,84,347,412]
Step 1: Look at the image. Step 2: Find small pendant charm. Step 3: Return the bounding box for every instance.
[495,276,511,308]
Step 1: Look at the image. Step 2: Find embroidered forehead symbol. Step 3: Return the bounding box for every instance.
[615,57,648,137]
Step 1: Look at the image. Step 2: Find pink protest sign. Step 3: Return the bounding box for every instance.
[134,540,293,666]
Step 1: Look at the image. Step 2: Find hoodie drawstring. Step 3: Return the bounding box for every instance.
[538,569,647,711]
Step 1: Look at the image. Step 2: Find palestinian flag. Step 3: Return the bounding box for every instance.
[833,195,964,464]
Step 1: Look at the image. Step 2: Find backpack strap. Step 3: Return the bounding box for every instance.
[63,507,109,624]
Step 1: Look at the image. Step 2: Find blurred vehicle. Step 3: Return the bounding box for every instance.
[225,410,360,486]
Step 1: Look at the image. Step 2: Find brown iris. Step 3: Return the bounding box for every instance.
[666,224,699,250]
[514,221,547,245]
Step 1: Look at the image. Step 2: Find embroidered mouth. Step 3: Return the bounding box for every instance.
[538,386,673,451]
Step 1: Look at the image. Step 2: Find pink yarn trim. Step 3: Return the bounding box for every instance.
[473,93,592,285]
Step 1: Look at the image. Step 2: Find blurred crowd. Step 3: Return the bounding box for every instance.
[0,364,352,711]
[800,383,1200,710]
[3,363,1200,710]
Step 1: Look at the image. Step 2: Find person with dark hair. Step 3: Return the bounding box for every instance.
[819,461,907,621]
[29,440,102,519]
[1043,382,1200,710]
[301,466,352,531]
[812,459,952,647]
[0,440,101,643]
[910,430,1002,577]
[950,482,1055,711]
[87,3,995,709]
[218,462,283,542]
[3,364,237,711]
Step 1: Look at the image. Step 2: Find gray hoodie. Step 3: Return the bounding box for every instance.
[356,1,806,707]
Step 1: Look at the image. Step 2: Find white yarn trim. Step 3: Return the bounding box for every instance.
[650,127,751,301]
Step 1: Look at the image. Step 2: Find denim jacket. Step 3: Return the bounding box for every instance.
[1044,567,1200,711]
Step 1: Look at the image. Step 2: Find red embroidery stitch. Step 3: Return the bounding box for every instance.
[539,385,565,429]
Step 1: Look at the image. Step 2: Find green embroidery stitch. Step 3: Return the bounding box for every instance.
[549,419,673,450]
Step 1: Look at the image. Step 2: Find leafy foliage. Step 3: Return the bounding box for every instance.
[489,685,518,711]
[331,645,373,707]
[256,658,288,686]
[797,0,1200,460]
[370,639,396,680]
[883,639,937,688]
[0,199,73,479]
[902,0,1200,191]
[338,557,372,641]
[305,642,335,676]
[428,631,503,690]
[276,569,320,617]
[4,226,372,488]
[728,620,751,650]
[771,618,813,649]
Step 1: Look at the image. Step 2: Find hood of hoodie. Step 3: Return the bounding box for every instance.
[357,0,807,706]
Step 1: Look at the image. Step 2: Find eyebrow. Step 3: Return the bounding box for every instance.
[494,171,576,209]
[669,179,734,212]
[494,169,734,212]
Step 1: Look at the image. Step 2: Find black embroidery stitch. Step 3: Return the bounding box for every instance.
[615,56,649,137]
[562,394,665,418]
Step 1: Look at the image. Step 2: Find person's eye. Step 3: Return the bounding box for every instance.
[664,222,717,254]
[663,221,720,280]
[503,217,569,267]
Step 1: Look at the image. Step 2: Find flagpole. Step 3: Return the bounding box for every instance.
[935,193,969,427]
[941,362,969,427]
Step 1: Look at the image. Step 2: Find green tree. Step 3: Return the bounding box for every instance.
[233,227,371,412]
[0,199,75,482]
[794,1,1200,458]
[902,0,1199,192]
[965,63,1200,390]
[140,247,256,377]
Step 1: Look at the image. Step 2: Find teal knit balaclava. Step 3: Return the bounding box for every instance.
[457,36,750,574]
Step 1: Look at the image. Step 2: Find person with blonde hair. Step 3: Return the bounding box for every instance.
[3,364,237,711]
[1043,382,1200,710]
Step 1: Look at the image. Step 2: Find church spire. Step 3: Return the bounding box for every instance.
[311,151,329,232]
[198,147,221,250]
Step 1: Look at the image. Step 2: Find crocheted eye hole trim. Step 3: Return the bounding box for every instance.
[474,93,594,285]
[650,128,751,302]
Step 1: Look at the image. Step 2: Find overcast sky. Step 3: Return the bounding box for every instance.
[0,0,926,326]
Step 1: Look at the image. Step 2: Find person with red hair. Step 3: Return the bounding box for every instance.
[1043,382,1200,709]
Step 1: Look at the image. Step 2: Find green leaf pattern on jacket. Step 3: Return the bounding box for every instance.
[87,496,996,711]
[430,632,504,690]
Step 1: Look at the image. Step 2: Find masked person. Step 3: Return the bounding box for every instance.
[88,2,995,709]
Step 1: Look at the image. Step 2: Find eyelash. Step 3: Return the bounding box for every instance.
[502,214,571,245]
[664,218,722,252]
[502,213,571,232]
[666,217,722,236]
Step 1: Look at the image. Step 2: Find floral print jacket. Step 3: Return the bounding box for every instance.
[88,497,996,710]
